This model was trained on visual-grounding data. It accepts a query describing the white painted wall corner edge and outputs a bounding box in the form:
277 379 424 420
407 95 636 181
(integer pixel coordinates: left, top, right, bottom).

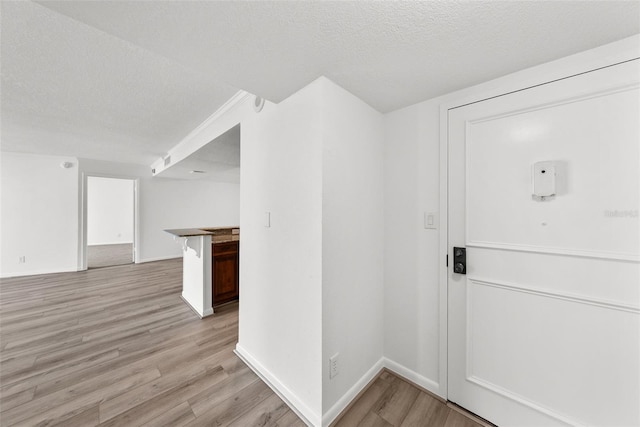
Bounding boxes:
234 344 321 427
383 357 441 398
324 359 441 426
179 295 213 319
322 358 385 426
233 346 442 427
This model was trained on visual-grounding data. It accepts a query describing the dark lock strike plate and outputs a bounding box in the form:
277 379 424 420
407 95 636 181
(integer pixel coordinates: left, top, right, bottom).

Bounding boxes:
453 247 466 274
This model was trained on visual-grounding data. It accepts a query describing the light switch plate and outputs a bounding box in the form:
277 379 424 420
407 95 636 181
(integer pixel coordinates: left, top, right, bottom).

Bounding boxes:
264 211 271 228
424 212 438 229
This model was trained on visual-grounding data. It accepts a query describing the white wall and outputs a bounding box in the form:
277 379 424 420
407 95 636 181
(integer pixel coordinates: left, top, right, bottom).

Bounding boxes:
238 79 324 425
79 158 240 264
137 178 239 262
87 176 134 245
383 98 442 393
0 154 240 277
1 152 79 277
237 77 386 426
321 79 385 421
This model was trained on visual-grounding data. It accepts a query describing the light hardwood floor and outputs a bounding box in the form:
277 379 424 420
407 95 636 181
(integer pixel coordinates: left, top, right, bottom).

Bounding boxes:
1 259 487 427
87 244 133 269
332 372 490 427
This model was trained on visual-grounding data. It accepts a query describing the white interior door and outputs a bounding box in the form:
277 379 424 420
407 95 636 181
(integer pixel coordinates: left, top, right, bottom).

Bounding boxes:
448 60 640 426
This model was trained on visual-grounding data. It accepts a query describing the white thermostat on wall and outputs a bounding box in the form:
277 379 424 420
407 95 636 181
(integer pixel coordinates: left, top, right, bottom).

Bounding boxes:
532 161 556 200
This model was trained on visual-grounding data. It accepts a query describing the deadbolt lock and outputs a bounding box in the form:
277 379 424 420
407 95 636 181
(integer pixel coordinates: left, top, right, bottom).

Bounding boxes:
453 247 466 274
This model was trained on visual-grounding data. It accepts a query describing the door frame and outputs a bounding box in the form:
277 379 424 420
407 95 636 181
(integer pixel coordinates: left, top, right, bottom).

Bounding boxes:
436 36 640 400
79 173 140 271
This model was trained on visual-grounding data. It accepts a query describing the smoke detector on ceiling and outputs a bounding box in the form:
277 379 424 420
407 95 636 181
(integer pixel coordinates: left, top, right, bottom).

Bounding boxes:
253 96 265 112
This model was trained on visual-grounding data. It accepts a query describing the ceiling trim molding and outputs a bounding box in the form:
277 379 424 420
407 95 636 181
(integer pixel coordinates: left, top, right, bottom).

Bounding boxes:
178 90 251 145
151 90 252 175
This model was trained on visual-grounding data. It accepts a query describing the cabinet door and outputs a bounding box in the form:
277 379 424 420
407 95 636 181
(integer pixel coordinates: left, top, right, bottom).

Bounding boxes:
212 246 239 306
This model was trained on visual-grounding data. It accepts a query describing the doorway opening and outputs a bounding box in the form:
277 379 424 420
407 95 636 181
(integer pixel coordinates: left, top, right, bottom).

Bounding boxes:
86 176 136 269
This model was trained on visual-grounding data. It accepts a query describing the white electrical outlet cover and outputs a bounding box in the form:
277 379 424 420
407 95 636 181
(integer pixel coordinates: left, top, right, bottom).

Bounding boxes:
329 353 339 379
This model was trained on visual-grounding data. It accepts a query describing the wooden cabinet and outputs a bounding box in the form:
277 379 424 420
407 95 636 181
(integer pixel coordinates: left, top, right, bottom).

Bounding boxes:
212 240 239 307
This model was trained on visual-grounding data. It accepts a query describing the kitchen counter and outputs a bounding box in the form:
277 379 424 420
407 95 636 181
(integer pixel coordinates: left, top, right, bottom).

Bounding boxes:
208 227 240 244
212 234 240 244
165 227 240 243
165 226 238 236
164 226 239 317
164 228 216 237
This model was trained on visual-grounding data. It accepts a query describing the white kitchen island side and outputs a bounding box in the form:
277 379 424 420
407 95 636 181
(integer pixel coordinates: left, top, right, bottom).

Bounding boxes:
165 229 213 317
165 227 239 318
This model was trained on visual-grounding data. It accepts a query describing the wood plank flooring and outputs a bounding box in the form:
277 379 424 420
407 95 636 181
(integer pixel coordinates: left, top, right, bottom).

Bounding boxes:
87 244 133 269
332 371 490 427
0 259 302 427
1 259 488 427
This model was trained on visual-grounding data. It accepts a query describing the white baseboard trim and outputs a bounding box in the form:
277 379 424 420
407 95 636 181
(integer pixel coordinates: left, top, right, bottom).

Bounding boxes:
1 256 180 277
229 349 443 427
88 241 133 246
180 295 213 318
234 344 320 427
1 266 77 278
383 357 442 398
322 357 385 426
136 255 181 264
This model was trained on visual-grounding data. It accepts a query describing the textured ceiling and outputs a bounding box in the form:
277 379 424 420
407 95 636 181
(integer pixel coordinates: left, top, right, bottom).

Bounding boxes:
1 1 639 166
0 1 238 165
35 0 640 112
